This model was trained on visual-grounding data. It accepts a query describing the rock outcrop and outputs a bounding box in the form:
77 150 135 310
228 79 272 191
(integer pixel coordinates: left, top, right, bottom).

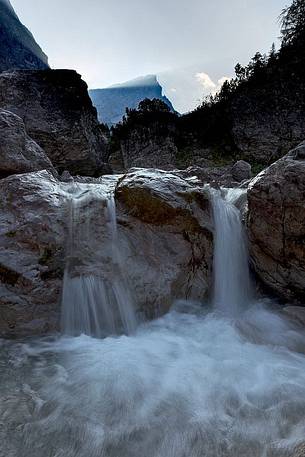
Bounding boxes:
115 169 213 317
0 70 109 176
120 128 178 171
0 169 213 337
0 171 67 337
0 0 49 71
230 75 305 165
231 160 252 182
0 109 54 177
90 75 176 125
247 144 305 302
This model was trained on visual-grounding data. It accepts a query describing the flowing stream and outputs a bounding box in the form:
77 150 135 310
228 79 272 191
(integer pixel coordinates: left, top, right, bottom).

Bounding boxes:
211 188 252 315
61 186 137 337
1 187 305 457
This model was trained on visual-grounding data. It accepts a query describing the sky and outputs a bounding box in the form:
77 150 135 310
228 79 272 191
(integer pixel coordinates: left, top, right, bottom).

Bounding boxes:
12 0 288 113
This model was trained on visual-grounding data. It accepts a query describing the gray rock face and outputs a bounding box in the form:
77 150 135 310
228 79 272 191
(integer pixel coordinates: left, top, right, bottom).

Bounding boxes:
231 160 252 182
120 131 178 170
176 164 251 188
0 169 213 337
290 141 305 161
0 109 54 177
0 171 67 337
0 70 109 176
0 0 49 71
247 145 305 302
114 169 213 318
90 75 176 125
231 80 305 165
284 306 305 327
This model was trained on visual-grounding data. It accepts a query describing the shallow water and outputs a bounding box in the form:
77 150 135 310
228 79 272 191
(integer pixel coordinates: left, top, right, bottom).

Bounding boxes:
1 302 305 457
2 187 305 456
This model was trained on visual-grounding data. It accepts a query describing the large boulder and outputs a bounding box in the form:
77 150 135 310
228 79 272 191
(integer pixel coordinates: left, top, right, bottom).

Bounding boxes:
115 169 213 317
0 109 54 178
247 145 305 302
0 70 109 176
0 168 213 337
0 171 67 337
231 160 252 182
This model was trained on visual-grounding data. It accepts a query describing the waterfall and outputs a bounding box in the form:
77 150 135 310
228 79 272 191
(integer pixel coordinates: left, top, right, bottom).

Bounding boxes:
4 187 305 457
211 187 252 316
61 184 137 337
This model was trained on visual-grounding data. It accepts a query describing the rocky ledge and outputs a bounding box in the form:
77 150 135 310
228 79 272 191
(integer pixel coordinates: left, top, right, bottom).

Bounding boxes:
0 168 213 337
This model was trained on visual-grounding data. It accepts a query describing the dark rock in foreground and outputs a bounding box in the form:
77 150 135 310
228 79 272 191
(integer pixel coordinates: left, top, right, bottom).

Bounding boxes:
0 70 109 176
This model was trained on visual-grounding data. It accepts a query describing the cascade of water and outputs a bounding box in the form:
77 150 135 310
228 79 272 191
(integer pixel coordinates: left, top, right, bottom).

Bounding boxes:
61 185 137 337
106 195 138 333
211 187 252 316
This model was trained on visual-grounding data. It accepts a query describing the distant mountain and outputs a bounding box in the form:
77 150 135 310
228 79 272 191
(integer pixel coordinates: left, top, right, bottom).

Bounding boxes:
0 0 49 71
89 75 176 126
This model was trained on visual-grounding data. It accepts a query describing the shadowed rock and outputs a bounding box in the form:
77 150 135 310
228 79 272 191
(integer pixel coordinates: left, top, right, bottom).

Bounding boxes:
0 70 109 176
247 143 305 302
0 109 54 178
231 160 252 182
0 0 49 71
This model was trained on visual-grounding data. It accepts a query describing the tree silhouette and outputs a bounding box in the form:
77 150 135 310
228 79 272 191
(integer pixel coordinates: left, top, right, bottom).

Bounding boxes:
280 0 305 46
138 98 171 113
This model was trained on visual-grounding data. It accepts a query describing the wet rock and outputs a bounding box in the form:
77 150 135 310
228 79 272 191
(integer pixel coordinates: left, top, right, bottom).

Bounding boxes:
0 109 54 178
60 170 74 182
0 170 68 337
231 160 252 182
0 70 109 176
290 141 305 161
172 164 253 188
284 306 305 327
247 144 305 302
290 443 305 457
0 168 214 337
115 168 213 317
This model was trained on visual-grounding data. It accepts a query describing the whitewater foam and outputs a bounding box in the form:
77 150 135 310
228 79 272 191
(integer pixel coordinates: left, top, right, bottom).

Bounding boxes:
1 186 305 456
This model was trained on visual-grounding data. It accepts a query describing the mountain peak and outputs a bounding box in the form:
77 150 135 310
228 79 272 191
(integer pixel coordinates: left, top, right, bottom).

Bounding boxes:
109 75 159 89
90 74 176 125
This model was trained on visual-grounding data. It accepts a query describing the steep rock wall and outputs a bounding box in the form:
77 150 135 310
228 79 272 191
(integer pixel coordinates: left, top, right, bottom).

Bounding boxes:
0 70 109 176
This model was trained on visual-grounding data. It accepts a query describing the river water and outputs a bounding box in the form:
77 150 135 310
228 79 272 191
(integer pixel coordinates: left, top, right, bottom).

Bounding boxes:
1 188 305 457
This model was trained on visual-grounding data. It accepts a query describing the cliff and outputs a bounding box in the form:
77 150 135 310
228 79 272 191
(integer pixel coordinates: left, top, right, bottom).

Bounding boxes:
0 0 49 71
0 70 109 176
90 75 176 125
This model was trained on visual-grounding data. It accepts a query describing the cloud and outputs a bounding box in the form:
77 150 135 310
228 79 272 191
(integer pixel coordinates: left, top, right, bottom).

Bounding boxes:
159 67 233 114
217 76 231 87
195 72 231 96
195 72 217 92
